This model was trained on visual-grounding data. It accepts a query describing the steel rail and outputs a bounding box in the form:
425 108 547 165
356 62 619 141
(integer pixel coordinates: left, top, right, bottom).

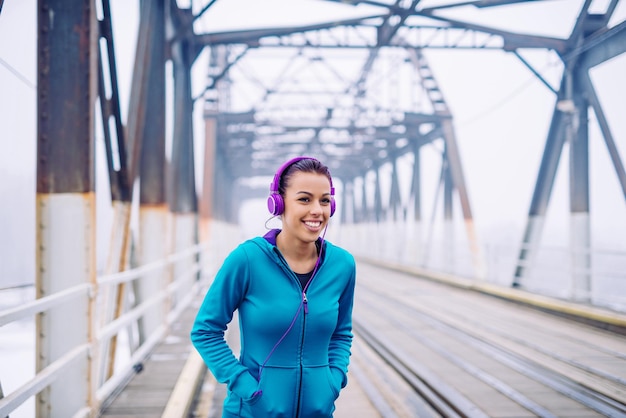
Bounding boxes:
357 290 557 417
95 323 169 406
0 344 90 417
0 283 92 326
353 320 483 418
0 243 209 417
96 264 204 406
97 264 200 342
357 280 626 417
343 358 400 417
97 242 206 286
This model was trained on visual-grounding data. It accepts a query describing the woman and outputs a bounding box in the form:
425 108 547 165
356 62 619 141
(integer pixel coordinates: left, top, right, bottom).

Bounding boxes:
191 156 357 418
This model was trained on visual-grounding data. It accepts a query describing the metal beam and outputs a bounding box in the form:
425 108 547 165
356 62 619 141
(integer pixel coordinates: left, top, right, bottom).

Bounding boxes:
389 157 402 221
582 73 626 201
102 0 162 382
513 75 568 285
137 0 167 346
98 0 130 202
418 11 567 52
569 65 591 301
574 20 626 69
36 0 97 415
194 14 385 46
170 38 198 214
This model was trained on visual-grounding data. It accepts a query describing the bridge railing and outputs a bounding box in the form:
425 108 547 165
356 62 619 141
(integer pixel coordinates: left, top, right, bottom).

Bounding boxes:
94 243 207 408
0 221 240 418
336 222 626 313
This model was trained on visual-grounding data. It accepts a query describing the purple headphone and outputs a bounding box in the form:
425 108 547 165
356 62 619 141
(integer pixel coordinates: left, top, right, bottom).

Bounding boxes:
267 156 336 217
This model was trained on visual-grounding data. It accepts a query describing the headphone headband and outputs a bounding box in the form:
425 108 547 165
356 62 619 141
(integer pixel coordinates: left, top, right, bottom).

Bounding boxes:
267 156 336 216
269 157 308 194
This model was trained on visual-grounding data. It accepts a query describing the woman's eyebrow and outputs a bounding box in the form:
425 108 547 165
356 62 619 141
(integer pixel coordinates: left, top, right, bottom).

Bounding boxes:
295 191 330 196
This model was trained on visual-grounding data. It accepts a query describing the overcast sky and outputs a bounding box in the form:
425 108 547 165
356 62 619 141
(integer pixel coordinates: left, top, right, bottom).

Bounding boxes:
1 0 625 285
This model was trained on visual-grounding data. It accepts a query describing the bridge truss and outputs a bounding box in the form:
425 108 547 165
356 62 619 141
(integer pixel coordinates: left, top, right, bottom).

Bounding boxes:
10 0 625 416
182 0 626 291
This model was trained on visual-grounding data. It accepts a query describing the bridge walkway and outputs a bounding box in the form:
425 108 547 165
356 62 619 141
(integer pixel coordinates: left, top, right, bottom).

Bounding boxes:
99 261 626 418
98 281 379 418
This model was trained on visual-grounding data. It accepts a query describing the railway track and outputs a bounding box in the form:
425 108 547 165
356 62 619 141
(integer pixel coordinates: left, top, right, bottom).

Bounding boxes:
190 263 626 417
349 263 626 417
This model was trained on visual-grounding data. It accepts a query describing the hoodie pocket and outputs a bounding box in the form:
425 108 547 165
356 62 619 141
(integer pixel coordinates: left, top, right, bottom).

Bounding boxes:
298 365 339 417
241 366 298 417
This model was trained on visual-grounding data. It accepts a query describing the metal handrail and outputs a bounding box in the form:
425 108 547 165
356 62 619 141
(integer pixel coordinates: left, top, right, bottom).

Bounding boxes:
0 241 209 417
95 266 204 407
340 221 626 310
97 242 204 286
0 344 90 417
97 263 200 342
94 324 167 406
0 283 92 327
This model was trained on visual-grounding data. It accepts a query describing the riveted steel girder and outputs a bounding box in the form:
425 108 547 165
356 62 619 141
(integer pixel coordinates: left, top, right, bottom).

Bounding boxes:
36 1 97 416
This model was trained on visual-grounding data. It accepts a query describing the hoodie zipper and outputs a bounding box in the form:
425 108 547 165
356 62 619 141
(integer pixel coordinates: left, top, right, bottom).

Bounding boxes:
273 245 323 418
296 289 307 418
272 250 307 417
297 265 321 417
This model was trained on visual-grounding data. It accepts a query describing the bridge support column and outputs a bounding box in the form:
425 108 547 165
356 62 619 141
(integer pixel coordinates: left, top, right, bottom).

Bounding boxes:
169 34 198 307
440 120 484 278
389 158 403 263
513 96 566 287
135 0 167 343
513 68 593 301
443 150 454 271
36 0 97 415
408 147 423 267
568 68 591 302
373 166 384 259
198 111 218 274
97 0 164 384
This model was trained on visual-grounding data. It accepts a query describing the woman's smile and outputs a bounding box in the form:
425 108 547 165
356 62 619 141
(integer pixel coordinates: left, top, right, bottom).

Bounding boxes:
303 220 323 231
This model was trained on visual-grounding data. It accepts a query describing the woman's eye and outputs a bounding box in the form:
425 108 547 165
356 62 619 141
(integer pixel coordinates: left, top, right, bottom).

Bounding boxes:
321 198 331 204
298 197 310 202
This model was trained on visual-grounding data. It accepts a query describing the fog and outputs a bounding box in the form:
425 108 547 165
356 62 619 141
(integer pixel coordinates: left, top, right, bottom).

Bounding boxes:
1 0 625 289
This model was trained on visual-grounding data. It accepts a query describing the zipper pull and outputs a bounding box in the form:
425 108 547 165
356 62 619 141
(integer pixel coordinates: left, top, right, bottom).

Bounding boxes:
303 293 308 314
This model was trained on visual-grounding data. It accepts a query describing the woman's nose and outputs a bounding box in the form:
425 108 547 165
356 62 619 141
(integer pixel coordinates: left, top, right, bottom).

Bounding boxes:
310 201 323 214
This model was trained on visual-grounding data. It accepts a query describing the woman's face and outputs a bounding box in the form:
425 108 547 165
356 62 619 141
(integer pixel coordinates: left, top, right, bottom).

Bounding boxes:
281 171 333 244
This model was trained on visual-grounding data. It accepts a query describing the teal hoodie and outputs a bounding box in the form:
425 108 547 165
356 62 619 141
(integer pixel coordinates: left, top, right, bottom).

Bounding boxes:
191 229 356 418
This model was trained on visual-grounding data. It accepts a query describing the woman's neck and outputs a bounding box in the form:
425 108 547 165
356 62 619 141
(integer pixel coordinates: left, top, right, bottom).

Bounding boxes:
276 232 318 273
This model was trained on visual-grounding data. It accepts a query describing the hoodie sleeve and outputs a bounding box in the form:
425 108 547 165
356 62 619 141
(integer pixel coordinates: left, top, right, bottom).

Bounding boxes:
328 255 356 389
190 245 259 400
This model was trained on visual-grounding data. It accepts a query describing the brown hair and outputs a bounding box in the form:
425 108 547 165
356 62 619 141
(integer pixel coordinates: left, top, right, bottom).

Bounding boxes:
278 158 333 196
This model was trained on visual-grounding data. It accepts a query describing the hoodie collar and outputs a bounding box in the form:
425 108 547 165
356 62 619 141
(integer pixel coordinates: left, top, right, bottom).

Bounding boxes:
263 228 281 245
263 228 323 253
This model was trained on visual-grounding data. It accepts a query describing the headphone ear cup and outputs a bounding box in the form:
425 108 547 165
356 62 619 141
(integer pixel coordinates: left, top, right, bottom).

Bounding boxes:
330 198 336 217
267 193 284 216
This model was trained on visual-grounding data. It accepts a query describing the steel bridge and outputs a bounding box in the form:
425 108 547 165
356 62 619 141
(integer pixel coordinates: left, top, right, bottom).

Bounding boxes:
1 0 626 416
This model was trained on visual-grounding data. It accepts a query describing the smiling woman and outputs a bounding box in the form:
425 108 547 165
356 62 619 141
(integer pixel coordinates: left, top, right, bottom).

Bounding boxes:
191 156 357 418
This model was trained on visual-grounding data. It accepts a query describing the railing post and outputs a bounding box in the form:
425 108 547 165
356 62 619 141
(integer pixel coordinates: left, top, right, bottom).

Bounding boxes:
37 0 97 416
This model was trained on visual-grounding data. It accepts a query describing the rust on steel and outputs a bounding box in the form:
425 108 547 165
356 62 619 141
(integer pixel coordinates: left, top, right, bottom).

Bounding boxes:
139 0 166 206
169 37 198 215
37 0 95 194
